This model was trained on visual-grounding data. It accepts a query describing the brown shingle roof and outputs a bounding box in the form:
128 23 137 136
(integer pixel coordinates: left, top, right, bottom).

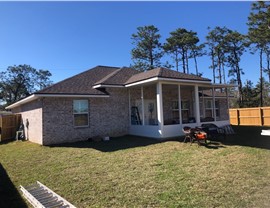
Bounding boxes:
94 67 140 86
36 65 120 95
36 66 211 95
125 67 211 85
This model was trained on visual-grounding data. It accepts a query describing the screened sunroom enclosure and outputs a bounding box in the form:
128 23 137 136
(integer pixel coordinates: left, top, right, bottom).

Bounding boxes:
128 82 230 139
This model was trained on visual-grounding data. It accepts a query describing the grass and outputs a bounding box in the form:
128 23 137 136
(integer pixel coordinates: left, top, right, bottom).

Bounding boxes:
0 126 269 207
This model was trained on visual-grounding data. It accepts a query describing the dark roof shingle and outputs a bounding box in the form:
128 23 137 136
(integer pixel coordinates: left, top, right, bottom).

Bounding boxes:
94 67 140 86
37 65 120 95
125 67 211 85
36 66 211 95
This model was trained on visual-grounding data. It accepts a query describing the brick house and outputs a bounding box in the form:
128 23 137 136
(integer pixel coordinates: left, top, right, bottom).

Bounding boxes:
6 66 232 145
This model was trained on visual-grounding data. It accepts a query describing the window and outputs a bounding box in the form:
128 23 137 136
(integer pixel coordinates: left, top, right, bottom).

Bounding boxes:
205 100 213 118
215 100 220 118
73 100 89 127
181 100 190 123
204 99 220 118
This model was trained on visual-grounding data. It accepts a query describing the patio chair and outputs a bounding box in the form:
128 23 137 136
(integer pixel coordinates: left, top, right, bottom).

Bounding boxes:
182 126 194 143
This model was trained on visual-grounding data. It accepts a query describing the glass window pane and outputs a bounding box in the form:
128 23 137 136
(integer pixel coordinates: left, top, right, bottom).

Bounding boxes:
73 100 88 113
205 100 212 109
74 114 88 126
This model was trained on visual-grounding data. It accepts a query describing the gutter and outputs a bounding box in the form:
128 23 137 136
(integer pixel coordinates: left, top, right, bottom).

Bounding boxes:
5 93 110 110
125 77 211 87
92 84 125 89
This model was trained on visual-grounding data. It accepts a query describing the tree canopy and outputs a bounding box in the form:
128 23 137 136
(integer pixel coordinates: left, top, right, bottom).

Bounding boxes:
247 1 270 106
131 25 163 71
0 64 52 107
163 28 201 73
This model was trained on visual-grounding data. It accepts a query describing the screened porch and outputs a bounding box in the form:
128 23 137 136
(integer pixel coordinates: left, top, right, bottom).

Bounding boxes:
128 82 230 139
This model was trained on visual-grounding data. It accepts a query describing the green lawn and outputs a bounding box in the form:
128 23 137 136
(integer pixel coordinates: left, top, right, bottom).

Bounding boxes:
0 126 269 208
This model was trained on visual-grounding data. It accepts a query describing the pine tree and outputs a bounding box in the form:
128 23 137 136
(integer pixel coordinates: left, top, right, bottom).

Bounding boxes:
247 1 270 107
163 28 200 73
131 25 163 71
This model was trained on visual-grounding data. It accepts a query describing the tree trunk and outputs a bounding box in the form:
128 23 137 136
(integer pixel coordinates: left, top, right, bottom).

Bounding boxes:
176 52 179 72
150 50 154 70
194 54 198 75
236 64 243 107
182 48 186 73
217 55 222 84
211 49 216 83
232 48 243 107
222 62 226 84
185 51 189 74
260 49 263 107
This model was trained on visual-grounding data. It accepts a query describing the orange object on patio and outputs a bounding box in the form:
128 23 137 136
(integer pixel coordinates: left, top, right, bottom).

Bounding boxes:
196 132 207 140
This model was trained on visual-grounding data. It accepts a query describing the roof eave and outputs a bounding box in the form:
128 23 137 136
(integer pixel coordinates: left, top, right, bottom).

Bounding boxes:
125 77 211 87
5 93 110 110
35 93 110 98
211 83 237 88
92 84 125 89
5 94 38 110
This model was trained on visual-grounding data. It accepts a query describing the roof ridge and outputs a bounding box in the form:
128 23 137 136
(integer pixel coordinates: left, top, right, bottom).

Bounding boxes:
94 67 122 85
96 65 120 69
36 65 119 94
157 67 164 77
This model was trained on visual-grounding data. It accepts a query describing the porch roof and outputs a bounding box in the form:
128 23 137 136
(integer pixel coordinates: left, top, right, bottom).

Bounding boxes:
6 65 228 110
125 67 211 87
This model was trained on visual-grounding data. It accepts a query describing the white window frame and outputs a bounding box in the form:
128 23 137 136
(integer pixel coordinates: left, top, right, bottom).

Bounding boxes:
73 100 89 127
204 99 220 119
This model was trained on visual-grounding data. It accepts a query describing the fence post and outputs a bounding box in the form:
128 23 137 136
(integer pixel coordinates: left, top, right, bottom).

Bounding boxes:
237 109 240 125
259 108 263 126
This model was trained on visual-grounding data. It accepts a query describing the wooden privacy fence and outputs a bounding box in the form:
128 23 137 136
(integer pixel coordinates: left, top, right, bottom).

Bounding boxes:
0 114 21 142
229 107 270 126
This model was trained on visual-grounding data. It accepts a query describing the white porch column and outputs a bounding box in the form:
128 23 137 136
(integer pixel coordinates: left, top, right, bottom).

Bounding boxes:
194 85 200 126
141 86 145 125
156 82 164 137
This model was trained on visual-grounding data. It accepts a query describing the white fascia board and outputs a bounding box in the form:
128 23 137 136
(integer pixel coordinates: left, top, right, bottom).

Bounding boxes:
5 94 38 110
37 94 110 98
125 77 210 87
5 93 110 109
92 84 124 89
158 78 211 85
125 77 159 87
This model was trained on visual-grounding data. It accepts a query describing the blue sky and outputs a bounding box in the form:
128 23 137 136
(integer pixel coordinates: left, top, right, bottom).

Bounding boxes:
0 1 260 85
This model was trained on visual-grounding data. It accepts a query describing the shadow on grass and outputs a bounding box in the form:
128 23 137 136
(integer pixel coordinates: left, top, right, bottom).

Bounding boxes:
204 141 226 149
220 126 270 150
50 135 162 152
0 139 15 145
50 126 270 151
178 125 270 150
0 163 28 208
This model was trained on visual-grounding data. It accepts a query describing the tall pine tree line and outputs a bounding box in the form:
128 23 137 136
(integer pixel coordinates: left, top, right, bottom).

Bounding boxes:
130 1 270 108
